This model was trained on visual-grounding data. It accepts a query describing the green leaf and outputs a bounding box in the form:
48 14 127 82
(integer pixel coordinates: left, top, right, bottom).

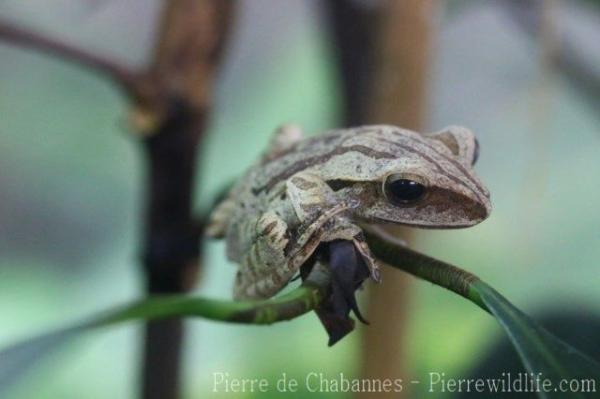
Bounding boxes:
0 265 329 395
365 231 600 399
472 281 600 399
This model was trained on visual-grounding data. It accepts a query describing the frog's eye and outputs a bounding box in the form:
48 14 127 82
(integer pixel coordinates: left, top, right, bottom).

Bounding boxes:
383 175 426 205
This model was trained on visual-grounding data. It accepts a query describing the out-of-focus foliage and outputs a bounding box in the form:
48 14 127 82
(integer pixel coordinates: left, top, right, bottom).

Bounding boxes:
0 0 599 398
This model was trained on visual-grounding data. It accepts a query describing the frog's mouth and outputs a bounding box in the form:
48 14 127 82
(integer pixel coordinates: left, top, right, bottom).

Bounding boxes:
300 240 371 346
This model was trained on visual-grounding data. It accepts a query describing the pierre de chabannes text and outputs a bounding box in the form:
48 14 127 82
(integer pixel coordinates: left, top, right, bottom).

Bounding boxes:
212 372 596 394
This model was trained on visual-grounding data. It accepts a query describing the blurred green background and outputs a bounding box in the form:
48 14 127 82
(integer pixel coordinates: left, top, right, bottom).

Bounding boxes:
0 1 599 398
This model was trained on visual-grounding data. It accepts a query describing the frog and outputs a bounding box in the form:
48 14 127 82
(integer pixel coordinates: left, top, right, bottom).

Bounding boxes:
207 124 491 341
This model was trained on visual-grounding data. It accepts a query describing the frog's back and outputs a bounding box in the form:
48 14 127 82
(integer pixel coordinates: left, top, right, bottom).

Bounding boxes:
206 127 347 234
250 125 433 193
206 125 404 241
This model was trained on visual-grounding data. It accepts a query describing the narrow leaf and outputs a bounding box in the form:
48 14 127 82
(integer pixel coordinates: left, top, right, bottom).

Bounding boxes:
472 281 600 399
0 264 329 395
366 231 600 398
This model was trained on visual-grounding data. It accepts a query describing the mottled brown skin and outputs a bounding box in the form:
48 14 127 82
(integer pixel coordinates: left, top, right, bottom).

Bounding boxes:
207 124 491 300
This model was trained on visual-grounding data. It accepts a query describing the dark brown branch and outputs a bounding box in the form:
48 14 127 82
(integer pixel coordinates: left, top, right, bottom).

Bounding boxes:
323 0 382 125
0 17 142 99
139 103 203 399
137 2 235 399
0 4 235 398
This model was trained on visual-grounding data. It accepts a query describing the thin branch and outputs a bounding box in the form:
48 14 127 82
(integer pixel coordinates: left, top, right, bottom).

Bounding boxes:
323 0 381 125
0 6 235 399
98 261 330 327
365 230 488 312
0 17 142 99
136 2 235 398
0 234 490 376
135 0 235 125
0 263 330 396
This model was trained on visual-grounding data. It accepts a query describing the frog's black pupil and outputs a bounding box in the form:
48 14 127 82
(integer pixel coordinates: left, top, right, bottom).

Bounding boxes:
386 178 425 203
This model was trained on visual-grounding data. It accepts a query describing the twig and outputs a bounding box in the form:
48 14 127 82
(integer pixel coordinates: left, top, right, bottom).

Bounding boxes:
98 261 330 327
0 17 142 99
0 263 330 396
0 230 489 395
364 231 488 312
323 0 381 125
0 3 235 398
137 2 235 399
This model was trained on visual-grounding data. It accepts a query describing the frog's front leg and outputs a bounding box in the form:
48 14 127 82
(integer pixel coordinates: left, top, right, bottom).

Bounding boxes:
286 172 380 281
286 172 381 342
233 173 343 300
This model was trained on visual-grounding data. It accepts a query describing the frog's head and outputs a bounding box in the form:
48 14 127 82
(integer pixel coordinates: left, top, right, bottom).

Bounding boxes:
329 125 491 228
